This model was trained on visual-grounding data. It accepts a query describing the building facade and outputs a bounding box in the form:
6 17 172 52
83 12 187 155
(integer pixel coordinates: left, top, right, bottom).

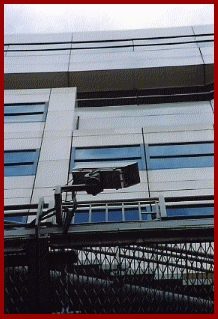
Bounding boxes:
4 24 214 314
4 25 214 224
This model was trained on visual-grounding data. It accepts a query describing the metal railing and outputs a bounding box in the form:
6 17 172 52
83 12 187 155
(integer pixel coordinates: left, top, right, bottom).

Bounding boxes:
4 195 214 314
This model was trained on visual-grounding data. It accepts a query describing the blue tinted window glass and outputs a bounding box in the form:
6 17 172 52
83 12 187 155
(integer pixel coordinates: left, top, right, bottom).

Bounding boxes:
4 150 38 163
125 208 139 221
4 164 36 176
75 146 141 160
4 103 47 123
74 159 143 170
71 145 145 170
167 206 214 217
141 214 152 220
4 150 39 177
4 104 46 114
74 211 89 223
91 209 105 222
149 143 214 157
108 209 122 222
4 114 45 123
4 216 27 223
150 156 214 170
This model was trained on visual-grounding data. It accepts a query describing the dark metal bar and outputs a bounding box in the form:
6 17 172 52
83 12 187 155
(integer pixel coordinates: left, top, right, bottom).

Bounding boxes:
28 238 51 314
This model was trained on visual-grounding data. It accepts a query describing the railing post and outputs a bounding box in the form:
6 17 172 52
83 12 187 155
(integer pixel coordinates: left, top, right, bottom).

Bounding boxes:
159 196 167 218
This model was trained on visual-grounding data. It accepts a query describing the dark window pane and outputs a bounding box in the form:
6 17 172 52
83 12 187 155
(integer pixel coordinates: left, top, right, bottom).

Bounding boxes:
74 211 89 223
4 103 47 123
74 159 143 170
4 150 39 177
150 156 214 170
141 214 152 220
167 206 214 217
108 209 122 222
4 164 36 176
91 209 105 222
4 150 38 163
75 145 141 160
149 143 214 157
125 208 139 221
4 216 27 223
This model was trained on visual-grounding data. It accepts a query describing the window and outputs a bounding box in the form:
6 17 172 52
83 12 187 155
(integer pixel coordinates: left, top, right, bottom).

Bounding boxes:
145 142 214 170
4 149 40 176
167 205 214 217
70 145 146 171
4 102 48 123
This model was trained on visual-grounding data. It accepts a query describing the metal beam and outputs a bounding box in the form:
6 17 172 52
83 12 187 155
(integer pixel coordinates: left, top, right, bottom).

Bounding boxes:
4 218 214 249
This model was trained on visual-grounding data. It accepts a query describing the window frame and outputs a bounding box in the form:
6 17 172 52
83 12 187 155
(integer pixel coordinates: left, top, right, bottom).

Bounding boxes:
4 149 40 176
70 144 146 171
145 141 214 170
4 102 48 123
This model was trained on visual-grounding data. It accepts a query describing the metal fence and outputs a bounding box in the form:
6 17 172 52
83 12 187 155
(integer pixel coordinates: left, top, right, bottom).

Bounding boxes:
4 196 214 314
4 241 214 314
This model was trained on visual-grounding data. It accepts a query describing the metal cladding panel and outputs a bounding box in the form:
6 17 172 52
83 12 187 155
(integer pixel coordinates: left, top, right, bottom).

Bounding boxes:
4 138 41 150
192 24 214 35
34 160 69 188
76 191 150 202
4 93 50 104
39 137 72 161
72 133 143 147
72 26 194 42
149 180 214 192
148 167 214 183
4 32 73 44
44 111 75 131
6 50 71 56
4 176 35 189
150 188 214 198
4 62 69 74
4 55 69 65
4 188 33 199
4 122 45 133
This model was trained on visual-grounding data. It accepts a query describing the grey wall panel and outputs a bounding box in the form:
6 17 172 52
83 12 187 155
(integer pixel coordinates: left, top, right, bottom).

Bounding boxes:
4 197 31 205
150 188 214 198
77 113 213 130
6 50 71 57
4 122 45 134
4 176 35 190
5 54 70 65
4 92 50 104
8 43 71 51
34 160 70 188
149 180 214 192
4 188 33 199
4 32 73 44
4 138 41 150
4 131 43 139
72 40 133 48
143 129 214 144
134 43 198 51
76 191 150 203
4 62 69 74
73 26 194 42
192 25 214 35
72 132 143 147
148 167 214 183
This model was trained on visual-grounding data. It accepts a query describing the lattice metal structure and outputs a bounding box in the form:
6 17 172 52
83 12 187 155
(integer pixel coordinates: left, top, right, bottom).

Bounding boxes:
5 241 214 314
4 196 214 314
